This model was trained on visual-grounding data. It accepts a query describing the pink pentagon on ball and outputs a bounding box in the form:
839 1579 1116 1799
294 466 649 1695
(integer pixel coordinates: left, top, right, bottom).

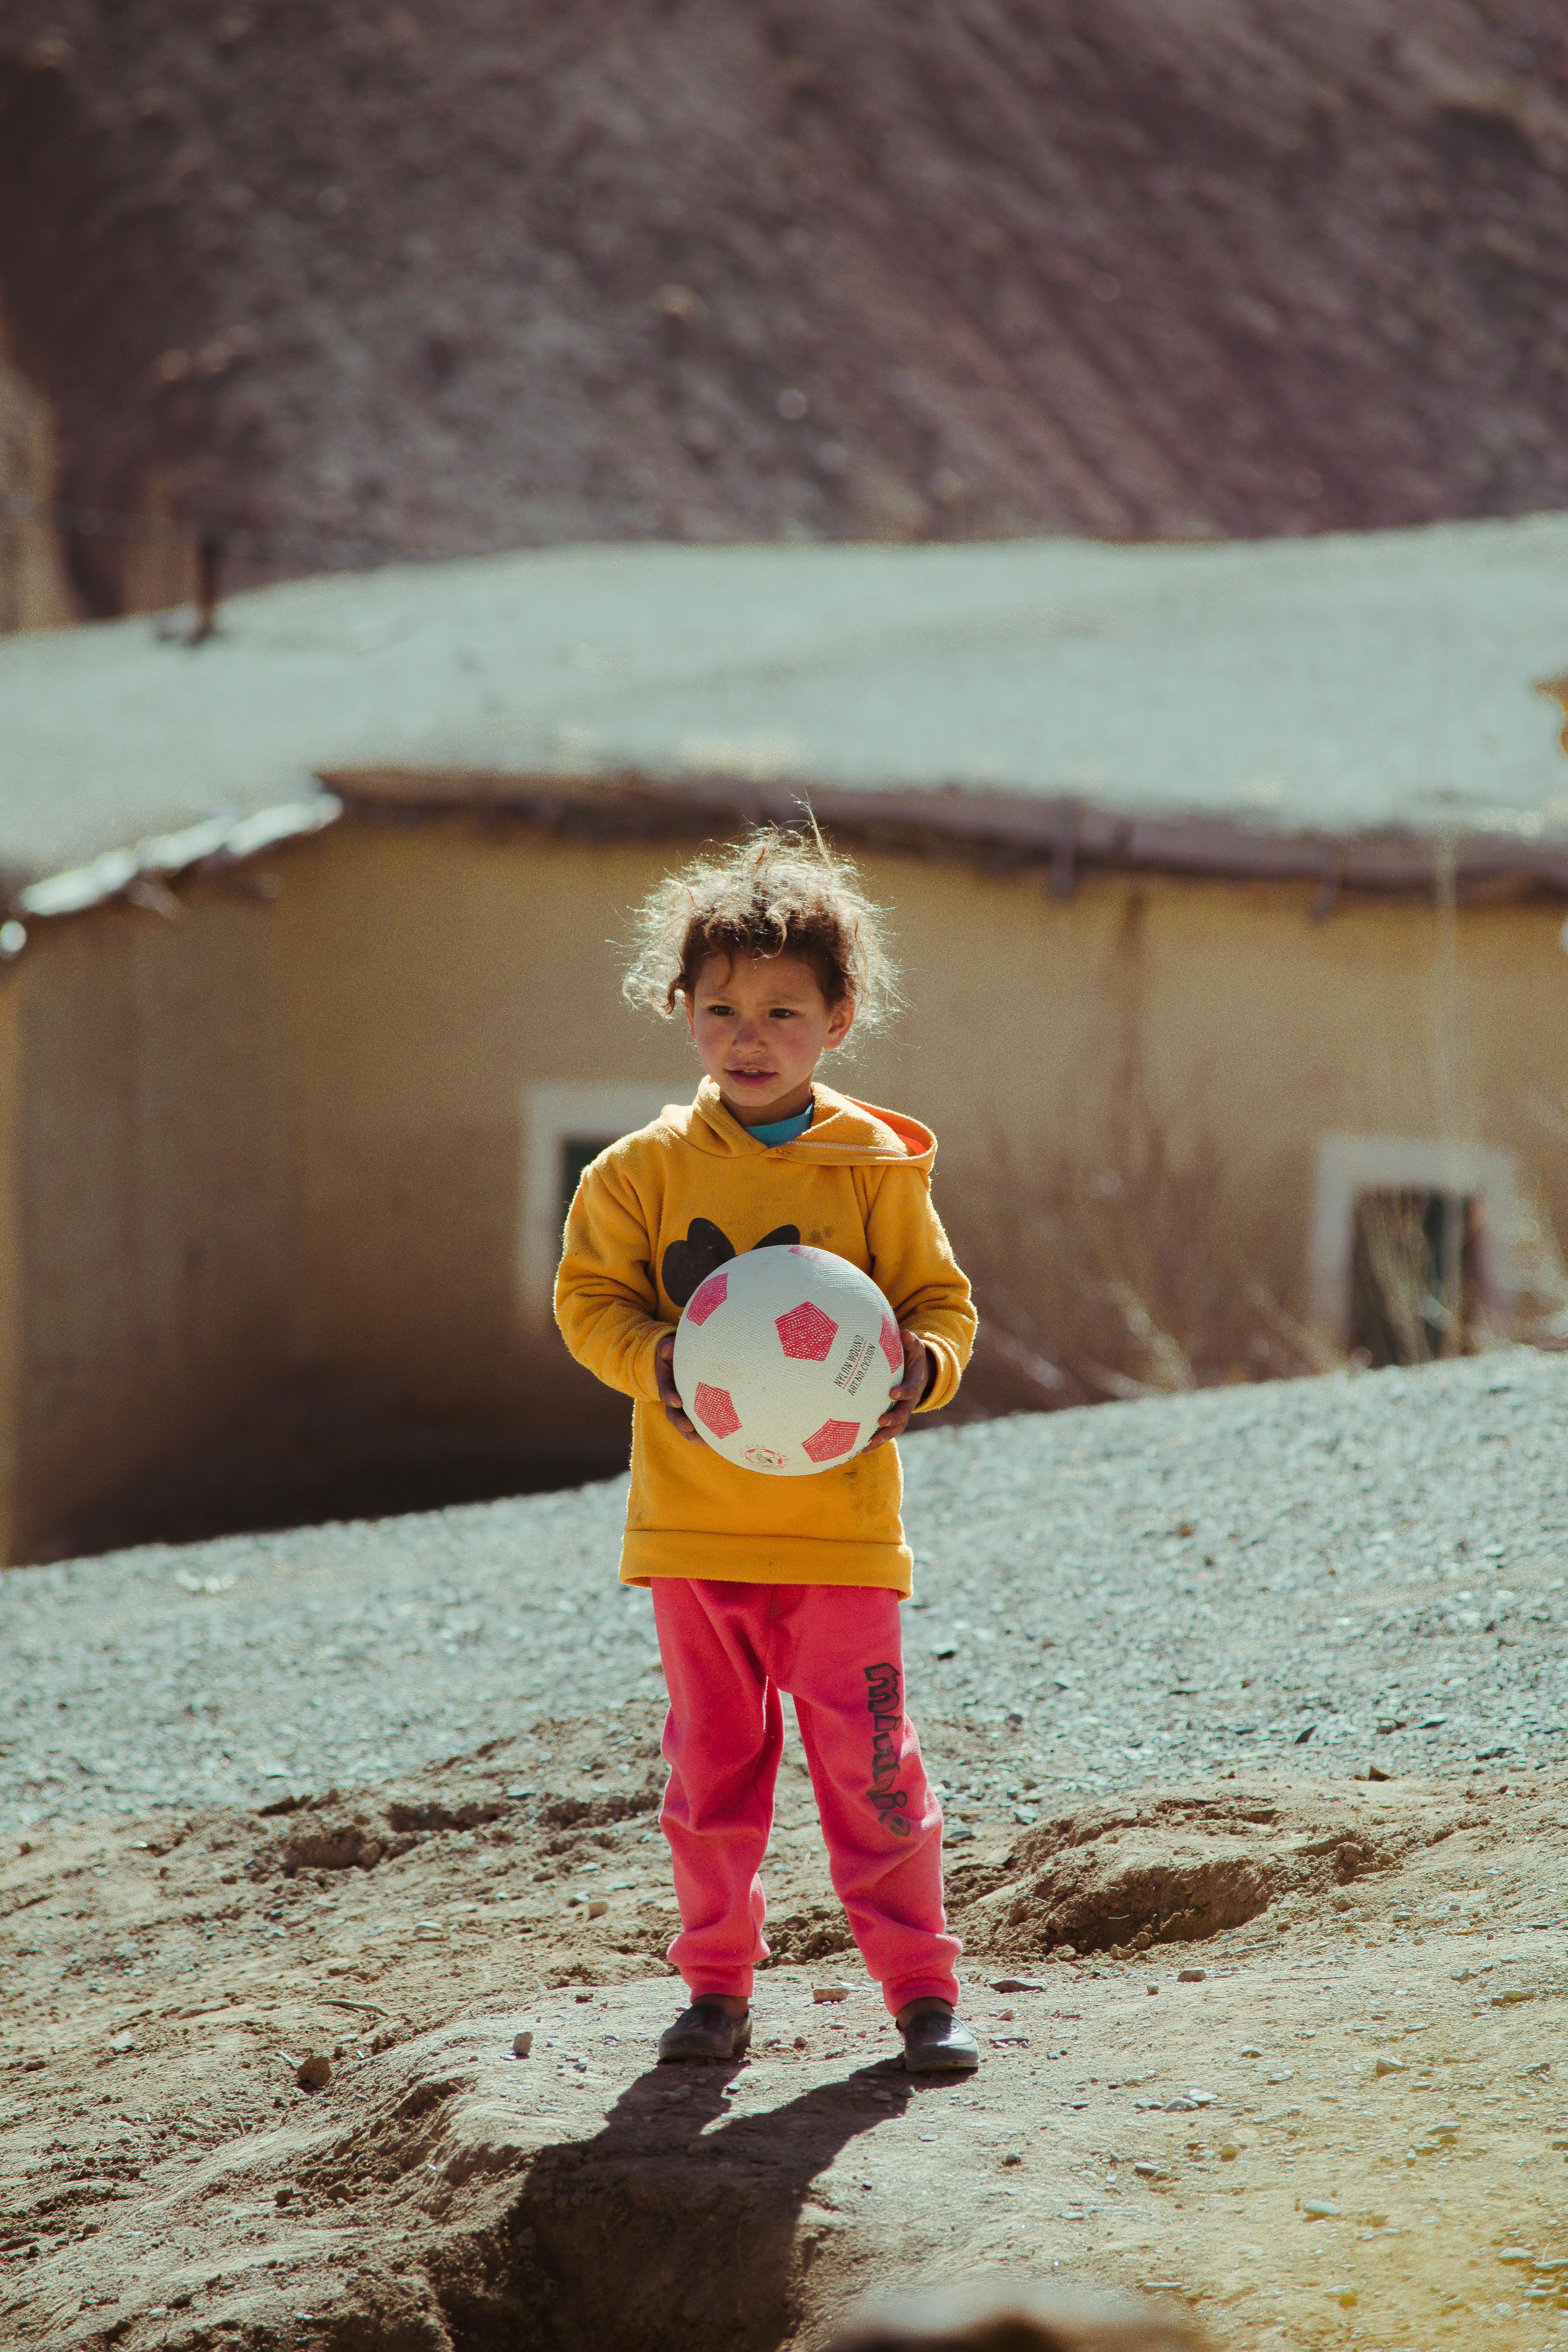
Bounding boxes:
775 1299 838 1360
694 1381 740 1438
686 1270 728 1326
879 1314 903 1375
802 1417 860 1463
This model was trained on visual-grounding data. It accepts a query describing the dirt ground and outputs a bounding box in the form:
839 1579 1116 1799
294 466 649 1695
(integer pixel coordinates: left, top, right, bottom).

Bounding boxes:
4 1700 1567 2352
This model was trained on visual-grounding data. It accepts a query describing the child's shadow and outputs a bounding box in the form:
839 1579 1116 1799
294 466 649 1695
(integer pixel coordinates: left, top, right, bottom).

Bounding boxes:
504 2056 946 2352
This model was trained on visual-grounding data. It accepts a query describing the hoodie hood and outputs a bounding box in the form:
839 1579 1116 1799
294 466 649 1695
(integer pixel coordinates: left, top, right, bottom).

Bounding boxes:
661 1079 936 1170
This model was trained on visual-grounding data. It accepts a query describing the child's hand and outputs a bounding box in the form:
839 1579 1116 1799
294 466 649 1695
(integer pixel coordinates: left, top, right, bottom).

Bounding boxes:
654 1331 702 1443
864 1330 930 1453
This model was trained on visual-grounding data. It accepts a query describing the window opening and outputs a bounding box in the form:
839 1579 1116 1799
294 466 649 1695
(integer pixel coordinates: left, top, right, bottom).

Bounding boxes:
560 1136 616 1222
1348 1187 1481 1366
520 1081 673 1305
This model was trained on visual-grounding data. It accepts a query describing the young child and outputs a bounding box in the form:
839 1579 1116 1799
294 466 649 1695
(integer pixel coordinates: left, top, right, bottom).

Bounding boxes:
554 828 979 2072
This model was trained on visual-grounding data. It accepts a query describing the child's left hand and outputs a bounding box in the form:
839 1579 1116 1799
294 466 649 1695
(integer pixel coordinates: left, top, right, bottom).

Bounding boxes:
864 1330 931 1453
653 1329 702 1442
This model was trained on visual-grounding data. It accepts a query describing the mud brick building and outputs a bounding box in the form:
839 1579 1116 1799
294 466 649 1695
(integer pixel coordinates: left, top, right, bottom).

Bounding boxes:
1 518 1566 1561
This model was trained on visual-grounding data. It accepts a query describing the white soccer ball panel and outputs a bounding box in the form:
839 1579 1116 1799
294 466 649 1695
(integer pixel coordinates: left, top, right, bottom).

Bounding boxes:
672 1244 902 1476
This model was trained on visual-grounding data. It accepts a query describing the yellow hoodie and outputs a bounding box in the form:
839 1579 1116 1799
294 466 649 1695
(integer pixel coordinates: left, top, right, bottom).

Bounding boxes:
554 1078 975 1595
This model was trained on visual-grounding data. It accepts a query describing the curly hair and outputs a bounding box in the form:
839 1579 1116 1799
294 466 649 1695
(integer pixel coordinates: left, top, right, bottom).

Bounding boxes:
621 822 896 1034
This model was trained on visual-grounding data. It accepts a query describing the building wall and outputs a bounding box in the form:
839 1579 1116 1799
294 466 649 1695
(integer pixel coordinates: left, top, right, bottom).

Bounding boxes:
9 887 296 1558
276 817 1568 1424
0 301 202 637
278 824 697 1436
10 811 1568 1557
869 854 1568 1272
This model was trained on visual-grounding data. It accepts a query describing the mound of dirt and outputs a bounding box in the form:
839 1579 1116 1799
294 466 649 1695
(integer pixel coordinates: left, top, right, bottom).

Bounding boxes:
4 1 1568 615
959 1784 1475 1958
8 1737 1568 2352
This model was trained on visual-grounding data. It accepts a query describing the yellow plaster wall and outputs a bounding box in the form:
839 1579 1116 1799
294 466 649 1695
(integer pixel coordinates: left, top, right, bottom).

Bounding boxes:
852 858 1568 1289
276 819 1568 1426
278 825 697 1430
11 889 297 1557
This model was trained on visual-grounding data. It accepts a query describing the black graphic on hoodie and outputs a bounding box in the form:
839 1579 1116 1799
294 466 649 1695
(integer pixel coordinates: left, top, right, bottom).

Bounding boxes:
661 1220 800 1308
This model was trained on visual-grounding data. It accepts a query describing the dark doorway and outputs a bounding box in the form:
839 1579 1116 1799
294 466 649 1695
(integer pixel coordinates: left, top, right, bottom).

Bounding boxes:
1349 1186 1481 1367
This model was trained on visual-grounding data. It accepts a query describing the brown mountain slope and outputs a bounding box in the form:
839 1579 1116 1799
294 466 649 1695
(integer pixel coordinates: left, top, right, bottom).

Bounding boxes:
2 0 1568 613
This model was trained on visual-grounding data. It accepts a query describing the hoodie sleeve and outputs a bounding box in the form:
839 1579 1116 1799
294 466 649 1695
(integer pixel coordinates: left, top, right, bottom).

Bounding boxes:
861 1167 976 1412
554 1149 668 1406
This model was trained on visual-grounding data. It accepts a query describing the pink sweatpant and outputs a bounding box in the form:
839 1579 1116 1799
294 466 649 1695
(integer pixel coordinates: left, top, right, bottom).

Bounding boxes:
650 1578 961 2017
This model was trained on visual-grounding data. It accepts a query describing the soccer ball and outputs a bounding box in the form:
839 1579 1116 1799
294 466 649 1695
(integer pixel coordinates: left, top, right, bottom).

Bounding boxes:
672 1244 904 1476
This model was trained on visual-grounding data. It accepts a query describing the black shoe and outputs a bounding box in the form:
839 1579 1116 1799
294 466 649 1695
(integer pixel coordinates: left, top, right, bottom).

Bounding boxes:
657 2000 753 2063
897 2000 980 2074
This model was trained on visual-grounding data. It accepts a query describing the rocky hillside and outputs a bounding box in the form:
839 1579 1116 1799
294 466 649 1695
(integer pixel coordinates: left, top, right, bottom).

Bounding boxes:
3 0 1568 612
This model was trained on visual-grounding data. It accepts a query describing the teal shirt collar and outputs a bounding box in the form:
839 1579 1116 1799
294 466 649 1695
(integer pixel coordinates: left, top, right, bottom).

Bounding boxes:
746 1102 816 1147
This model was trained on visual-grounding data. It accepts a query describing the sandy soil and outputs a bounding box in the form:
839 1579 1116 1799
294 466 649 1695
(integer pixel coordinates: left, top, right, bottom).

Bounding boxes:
4 1700 1567 2352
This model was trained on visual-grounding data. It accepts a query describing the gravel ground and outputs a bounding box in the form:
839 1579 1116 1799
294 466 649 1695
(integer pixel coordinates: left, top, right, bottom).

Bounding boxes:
4 1348 1566 1840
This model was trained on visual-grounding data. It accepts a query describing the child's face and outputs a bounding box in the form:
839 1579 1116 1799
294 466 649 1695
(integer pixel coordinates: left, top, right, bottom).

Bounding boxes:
684 952 855 1125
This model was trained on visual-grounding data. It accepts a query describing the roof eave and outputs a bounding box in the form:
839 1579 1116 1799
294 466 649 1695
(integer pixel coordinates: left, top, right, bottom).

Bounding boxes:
323 768 1568 900
0 790 343 961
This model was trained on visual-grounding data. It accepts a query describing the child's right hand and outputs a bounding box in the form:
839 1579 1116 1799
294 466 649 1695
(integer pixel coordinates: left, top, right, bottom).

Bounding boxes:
654 1331 702 1442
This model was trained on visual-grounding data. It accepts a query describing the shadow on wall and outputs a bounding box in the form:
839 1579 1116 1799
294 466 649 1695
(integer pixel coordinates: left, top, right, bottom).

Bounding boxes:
34 1085 1568 1562
29 1372 630 1564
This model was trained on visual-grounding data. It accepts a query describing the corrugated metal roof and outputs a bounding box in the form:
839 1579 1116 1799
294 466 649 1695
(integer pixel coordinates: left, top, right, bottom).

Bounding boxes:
2 517 1566 901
